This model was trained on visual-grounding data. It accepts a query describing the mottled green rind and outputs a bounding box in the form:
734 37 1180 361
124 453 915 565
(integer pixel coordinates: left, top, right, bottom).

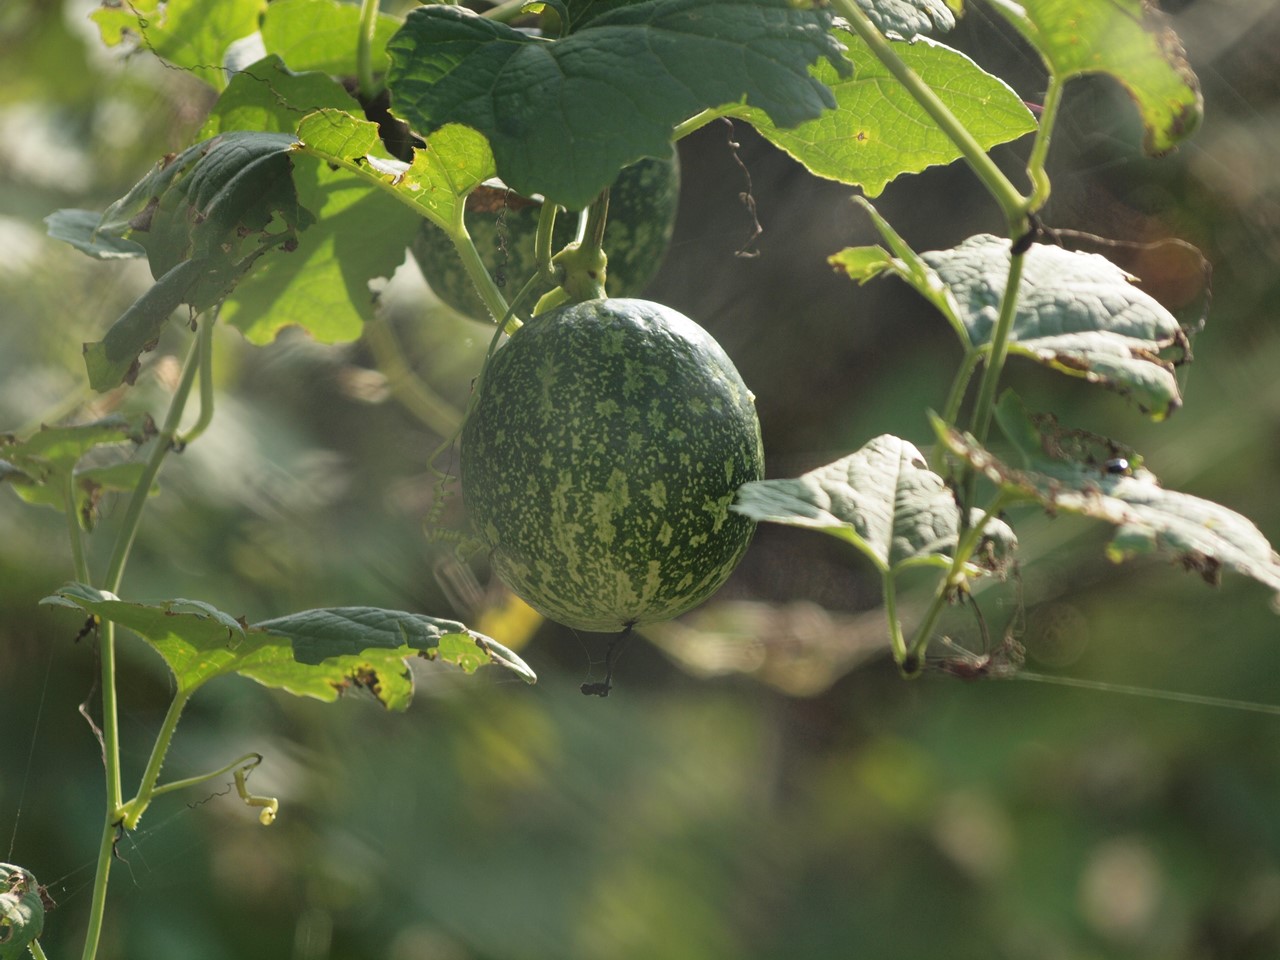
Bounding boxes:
461 298 763 632
411 153 680 322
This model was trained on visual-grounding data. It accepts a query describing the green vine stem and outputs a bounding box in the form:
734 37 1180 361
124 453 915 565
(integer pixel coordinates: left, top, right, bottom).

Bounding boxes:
80 328 206 960
64 473 89 585
178 309 217 447
938 349 983 431
967 250 1027 445
902 492 1012 673
30 939 50 960
446 216 519 332
1025 74 1066 213
671 106 733 141
117 689 193 831
363 313 464 436
883 572 908 665
356 0 381 102
833 0 1029 234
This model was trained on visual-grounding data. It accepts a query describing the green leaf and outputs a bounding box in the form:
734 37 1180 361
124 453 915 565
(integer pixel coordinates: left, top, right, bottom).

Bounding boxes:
918 234 1187 418
294 110 496 232
732 435 1014 575
195 65 420 345
91 0 267 90
43 209 146 260
984 0 1202 154
854 0 955 37
385 0 849 208
0 863 43 959
82 132 315 382
0 414 157 526
935 393 1280 603
260 0 403 77
41 583 536 710
735 31 1035 196
197 55 361 138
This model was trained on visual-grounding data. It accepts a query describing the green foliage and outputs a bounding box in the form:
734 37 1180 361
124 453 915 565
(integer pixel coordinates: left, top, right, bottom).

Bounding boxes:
385 0 850 208
986 0 1203 153
42 582 535 709
733 435 1015 575
937 393 1280 601
259 0 403 77
91 0 267 90
735 31 1036 196
0 415 157 528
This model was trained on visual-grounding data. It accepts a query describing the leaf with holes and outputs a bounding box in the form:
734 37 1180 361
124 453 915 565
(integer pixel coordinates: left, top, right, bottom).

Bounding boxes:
732 435 1014 576
934 393 1280 604
41 583 536 710
385 0 848 209
0 415 158 528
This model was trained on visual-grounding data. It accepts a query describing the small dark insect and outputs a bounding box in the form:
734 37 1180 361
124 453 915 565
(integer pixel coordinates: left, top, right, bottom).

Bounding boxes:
1104 457 1132 476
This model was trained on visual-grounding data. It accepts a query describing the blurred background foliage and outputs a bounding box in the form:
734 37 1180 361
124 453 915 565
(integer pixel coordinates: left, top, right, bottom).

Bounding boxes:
2 1 1280 958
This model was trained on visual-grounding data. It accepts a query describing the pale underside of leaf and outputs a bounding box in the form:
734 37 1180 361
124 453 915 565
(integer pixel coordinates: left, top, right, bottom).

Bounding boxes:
934 396 1280 604
853 0 955 38
732 434 1014 574
919 234 1186 417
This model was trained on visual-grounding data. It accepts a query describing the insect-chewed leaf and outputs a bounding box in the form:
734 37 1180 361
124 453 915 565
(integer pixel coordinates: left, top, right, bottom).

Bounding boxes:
984 0 1201 154
385 0 848 209
934 393 1280 604
732 435 1014 576
0 863 43 959
68 131 315 389
735 32 1035 197
41 584 536 711
0 415 158 528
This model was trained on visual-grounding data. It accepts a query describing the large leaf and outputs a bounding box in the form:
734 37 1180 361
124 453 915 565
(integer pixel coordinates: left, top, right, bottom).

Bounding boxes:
984 0 1202 154
260 0 404 77
41 583 536 710
385 0 849 208
91 0 267 90
197 64 420 344
935 393 1280 603
0 863 43 960
732 435 1014 575
833 220 1188 419
0 415 157 528
735 31 1035 197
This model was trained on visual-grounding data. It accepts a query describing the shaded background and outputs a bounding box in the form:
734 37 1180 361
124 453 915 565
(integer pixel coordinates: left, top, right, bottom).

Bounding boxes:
3 1 1280 957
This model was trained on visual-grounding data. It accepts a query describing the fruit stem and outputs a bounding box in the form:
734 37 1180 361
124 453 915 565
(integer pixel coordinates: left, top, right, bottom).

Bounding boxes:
534 199 560 284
